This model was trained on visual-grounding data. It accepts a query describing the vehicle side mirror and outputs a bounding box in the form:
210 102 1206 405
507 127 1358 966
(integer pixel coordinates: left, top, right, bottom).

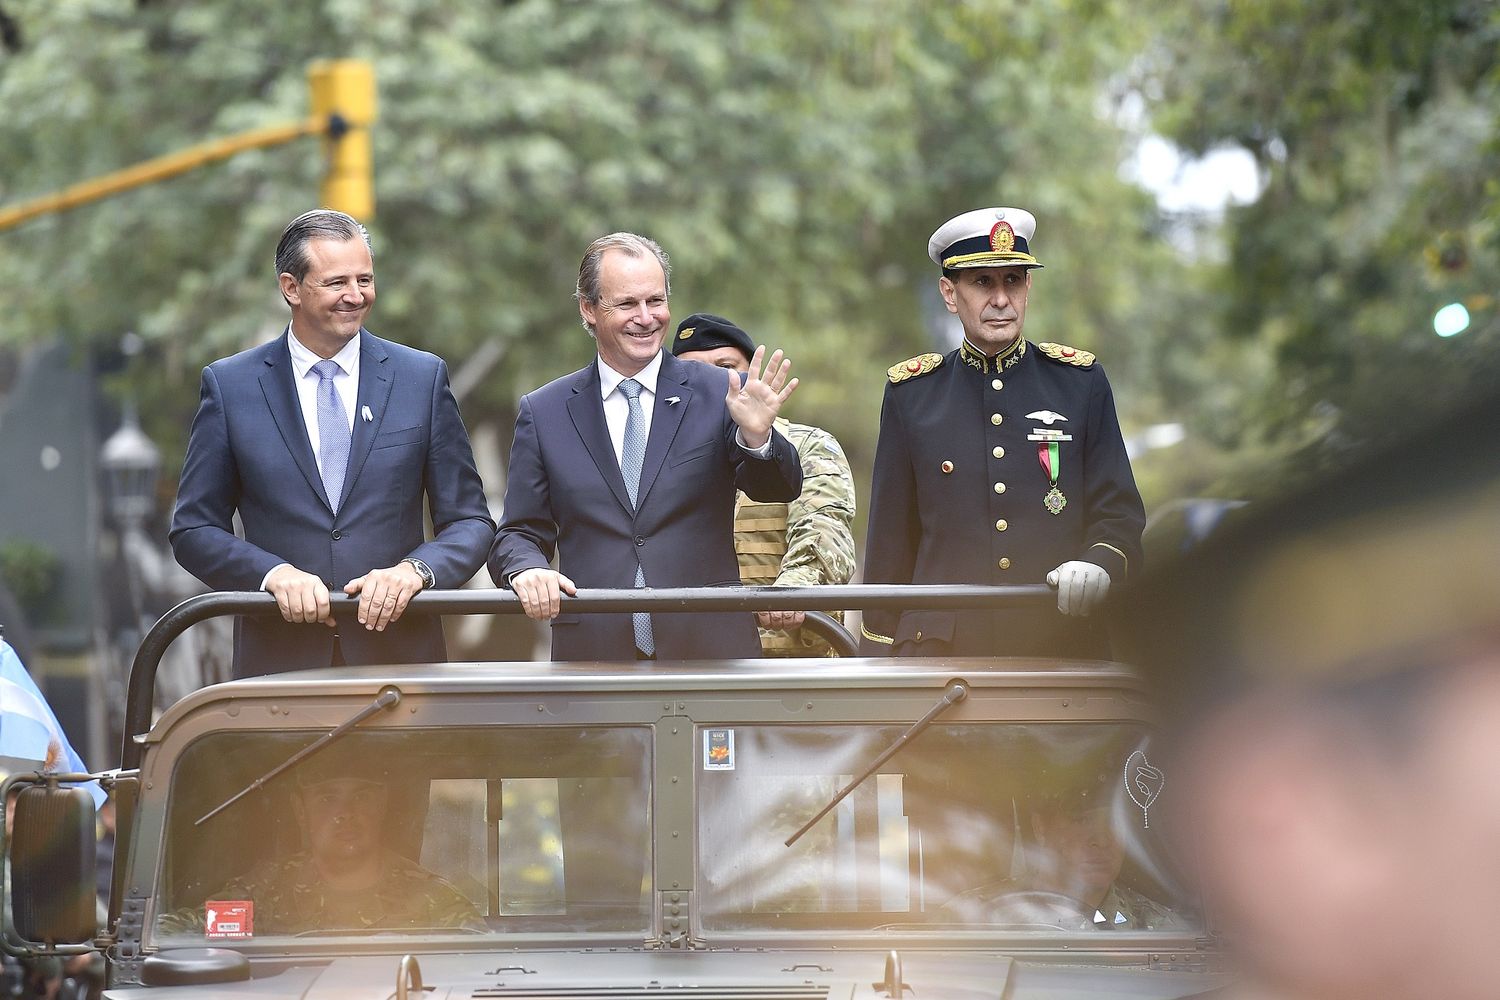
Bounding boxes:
11 782 97 944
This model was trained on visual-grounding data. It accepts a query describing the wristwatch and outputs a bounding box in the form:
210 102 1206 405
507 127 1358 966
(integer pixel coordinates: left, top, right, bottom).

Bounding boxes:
401 558 436 590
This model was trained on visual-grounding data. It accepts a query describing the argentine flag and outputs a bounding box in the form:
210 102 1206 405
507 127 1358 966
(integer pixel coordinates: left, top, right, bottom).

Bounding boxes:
0 639 104 809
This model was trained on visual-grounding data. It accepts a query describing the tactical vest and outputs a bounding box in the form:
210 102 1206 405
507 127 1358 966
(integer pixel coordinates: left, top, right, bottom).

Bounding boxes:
734 492 842 657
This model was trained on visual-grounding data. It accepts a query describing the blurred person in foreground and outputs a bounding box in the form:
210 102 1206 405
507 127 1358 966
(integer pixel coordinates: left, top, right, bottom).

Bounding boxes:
170 210 493 677
671 313 856 656
860 207 1144 657
1114 391 1500 1000
490 233 802 660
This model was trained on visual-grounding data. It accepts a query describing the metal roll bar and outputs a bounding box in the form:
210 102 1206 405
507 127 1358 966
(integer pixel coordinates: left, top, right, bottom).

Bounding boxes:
120 585 1053 768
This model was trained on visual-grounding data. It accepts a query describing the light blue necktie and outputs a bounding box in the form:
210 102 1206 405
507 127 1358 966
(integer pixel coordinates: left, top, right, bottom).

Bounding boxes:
617 379 655 656
312 360 351 514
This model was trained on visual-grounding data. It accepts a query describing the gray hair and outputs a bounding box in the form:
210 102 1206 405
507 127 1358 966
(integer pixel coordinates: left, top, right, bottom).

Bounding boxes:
575 232 671 315
274 209 374 283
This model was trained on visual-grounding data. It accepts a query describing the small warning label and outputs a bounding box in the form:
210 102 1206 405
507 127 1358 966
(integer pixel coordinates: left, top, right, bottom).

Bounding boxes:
205 900 254 939
704 728 735 771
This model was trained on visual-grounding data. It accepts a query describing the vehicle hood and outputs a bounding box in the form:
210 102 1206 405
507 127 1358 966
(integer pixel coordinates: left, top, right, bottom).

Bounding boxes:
110 947 1225 999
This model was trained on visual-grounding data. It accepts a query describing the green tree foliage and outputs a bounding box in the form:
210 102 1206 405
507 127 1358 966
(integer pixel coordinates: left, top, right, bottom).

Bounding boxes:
0 0 1202 510
1138 0 1500 481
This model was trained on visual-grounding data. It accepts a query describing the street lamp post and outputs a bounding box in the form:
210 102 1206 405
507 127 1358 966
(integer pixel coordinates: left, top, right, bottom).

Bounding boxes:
99 403 161 532
99 402 162 752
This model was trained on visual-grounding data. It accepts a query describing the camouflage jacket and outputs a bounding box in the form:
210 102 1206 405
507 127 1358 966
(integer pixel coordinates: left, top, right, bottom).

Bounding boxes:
735 418 857 656
157 850 483 936
940 876 1186 931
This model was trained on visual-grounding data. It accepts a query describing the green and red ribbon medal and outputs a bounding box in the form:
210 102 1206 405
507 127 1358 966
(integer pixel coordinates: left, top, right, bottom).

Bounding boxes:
1038 441 1067 515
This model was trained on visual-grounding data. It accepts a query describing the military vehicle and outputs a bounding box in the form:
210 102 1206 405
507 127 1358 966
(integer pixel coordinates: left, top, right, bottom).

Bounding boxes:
3 587 1224 998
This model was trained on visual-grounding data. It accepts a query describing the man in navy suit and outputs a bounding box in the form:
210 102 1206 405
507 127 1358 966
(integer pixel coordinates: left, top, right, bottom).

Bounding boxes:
170 210 494 677
490 232 802 660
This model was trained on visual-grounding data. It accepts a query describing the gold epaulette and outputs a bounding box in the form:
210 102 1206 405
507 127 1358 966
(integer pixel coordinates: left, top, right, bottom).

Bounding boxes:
1037 342 1096 368
888 352 944 384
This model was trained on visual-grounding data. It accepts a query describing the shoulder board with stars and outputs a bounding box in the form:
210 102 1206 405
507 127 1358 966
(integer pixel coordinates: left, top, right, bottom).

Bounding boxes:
1037 342 1096 368
888 352 945 384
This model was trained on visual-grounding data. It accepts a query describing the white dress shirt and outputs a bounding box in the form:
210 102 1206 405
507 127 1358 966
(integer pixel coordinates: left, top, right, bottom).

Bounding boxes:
597 353 771 464
286 326 360 466
597 353 662 465
262 328 362 591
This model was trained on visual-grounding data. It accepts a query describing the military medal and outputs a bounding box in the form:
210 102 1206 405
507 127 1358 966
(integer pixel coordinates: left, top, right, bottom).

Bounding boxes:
1038 441 1067 515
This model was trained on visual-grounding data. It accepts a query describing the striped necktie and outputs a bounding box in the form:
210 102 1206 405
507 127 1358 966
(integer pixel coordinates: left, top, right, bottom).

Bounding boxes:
617 378 655 656
312 360 351 513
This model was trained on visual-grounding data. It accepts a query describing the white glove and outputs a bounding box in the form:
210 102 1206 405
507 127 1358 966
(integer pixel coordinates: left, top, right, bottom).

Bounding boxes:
1046 561 1112 617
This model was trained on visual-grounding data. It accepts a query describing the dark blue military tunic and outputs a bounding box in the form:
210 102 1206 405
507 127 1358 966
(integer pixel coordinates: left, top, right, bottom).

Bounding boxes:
860 337 1144 658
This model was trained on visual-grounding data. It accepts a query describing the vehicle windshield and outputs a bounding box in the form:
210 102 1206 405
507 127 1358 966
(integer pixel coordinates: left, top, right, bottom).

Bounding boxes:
698 722 1196 935
152 727 651 944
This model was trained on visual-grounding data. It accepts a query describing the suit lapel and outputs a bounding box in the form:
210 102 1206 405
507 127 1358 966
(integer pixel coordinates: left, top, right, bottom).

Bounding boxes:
339 330 393 506
258 332 332 511
635 354 692 510
566 364 635 515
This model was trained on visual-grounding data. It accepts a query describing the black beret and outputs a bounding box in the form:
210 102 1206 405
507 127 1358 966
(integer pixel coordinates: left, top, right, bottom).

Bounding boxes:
671 312 754 362
293 738 392 788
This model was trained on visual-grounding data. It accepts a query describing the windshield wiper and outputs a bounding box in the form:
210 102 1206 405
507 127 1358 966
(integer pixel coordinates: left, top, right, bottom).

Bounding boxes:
784 680 967 847
195 685 403 826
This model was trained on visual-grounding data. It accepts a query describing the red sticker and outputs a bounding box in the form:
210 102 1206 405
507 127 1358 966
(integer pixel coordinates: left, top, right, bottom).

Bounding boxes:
205 900 254 939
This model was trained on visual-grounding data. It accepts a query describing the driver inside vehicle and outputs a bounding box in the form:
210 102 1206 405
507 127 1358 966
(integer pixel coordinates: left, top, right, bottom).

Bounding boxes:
159 755 482 936
943 783 1183 930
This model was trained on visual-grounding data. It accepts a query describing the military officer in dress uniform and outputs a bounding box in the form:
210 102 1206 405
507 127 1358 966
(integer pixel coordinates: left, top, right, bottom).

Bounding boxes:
672 313 857 656
860 207 1145 658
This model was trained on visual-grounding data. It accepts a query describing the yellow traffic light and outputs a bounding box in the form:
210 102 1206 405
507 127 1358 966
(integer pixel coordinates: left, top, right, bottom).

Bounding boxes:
308 60 378 220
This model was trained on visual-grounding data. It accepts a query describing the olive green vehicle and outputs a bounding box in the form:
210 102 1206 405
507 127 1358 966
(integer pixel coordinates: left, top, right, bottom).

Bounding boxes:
3 587 1225 998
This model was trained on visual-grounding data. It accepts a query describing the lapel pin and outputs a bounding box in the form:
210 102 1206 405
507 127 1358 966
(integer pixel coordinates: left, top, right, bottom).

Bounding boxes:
667 396 681 406
361 405 373 422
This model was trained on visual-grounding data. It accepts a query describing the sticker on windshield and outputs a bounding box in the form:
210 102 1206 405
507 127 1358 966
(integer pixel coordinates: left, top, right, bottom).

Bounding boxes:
204 900 253 939
1124 750 1164 828
704 728 735 771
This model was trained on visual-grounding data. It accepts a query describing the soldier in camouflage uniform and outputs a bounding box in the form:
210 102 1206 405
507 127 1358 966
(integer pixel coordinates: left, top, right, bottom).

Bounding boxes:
159 759 481 936
159 848 482 935
672 314 856 655
942 779 1184 931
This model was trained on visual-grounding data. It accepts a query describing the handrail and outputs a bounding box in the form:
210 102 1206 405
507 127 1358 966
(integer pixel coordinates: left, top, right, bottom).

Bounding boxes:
800 610 856 657
120 585 1053 768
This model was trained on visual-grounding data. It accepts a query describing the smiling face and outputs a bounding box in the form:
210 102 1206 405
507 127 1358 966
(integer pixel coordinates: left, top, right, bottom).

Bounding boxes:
939 265 1031 355
579 249 671 377
280 237 376 358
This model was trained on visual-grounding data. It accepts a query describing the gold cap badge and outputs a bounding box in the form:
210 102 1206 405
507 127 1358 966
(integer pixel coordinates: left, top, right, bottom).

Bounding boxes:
989 220 1015 254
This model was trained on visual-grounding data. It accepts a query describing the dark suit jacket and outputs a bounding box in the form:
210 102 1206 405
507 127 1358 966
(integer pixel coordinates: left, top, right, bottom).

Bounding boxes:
490 352 802 660
860 339 1144 659
170 330 494 677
